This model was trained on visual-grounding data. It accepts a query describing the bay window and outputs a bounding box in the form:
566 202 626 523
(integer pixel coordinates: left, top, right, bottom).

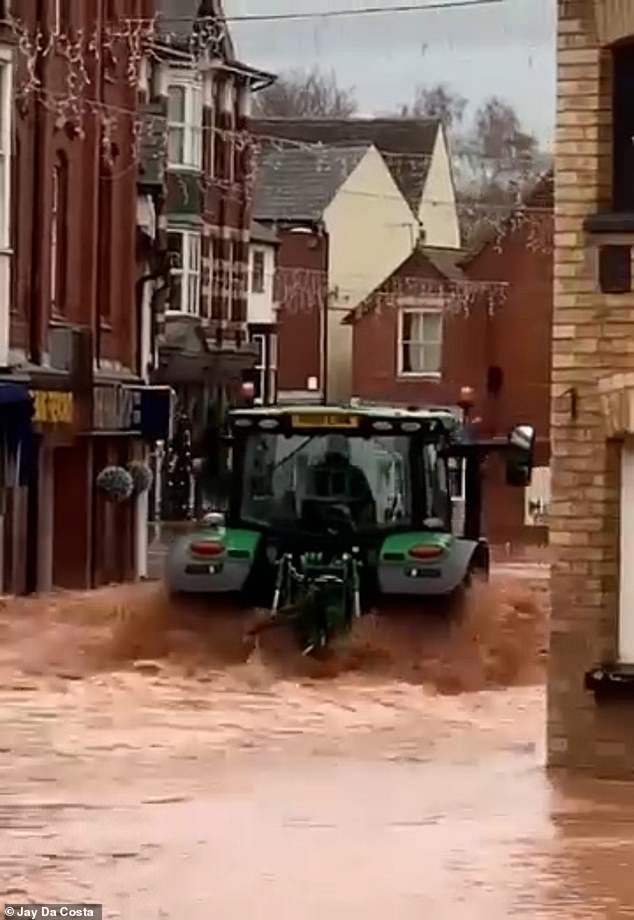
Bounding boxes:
168 230 201 315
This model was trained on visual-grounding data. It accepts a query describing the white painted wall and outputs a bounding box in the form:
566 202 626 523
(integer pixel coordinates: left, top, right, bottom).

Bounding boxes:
324 146 418 401
418 128 461 250
247 243 278 326
0 50 13 367
619 439 634 662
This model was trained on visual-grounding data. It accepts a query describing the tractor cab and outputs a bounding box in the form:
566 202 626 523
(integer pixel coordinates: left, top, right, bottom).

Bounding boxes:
227 406 459 544
224 405 534 547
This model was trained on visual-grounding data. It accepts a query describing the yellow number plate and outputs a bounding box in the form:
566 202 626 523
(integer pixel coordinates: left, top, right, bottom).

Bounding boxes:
292 413 359 429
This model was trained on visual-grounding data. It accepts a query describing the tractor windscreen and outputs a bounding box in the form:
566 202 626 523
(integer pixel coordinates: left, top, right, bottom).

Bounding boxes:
239 431 414 533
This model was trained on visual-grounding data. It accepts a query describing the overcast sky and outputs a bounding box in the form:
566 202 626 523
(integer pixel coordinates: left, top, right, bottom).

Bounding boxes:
225 0 555 148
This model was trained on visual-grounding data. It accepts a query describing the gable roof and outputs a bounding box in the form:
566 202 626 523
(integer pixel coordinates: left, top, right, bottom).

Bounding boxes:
459 169 554 268
253 145 369 222
156 0 235 58
342 247 458 325
252 117 441 215
420 246 468 281
250 220 279 246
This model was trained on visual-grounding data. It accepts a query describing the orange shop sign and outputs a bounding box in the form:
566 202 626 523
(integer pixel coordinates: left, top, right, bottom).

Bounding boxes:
30 390 74 425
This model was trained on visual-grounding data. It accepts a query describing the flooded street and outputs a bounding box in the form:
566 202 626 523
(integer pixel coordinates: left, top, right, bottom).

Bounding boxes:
2 571 634 918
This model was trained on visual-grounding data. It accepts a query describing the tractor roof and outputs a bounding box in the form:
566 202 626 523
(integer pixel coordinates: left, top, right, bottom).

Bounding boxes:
230 403 460 433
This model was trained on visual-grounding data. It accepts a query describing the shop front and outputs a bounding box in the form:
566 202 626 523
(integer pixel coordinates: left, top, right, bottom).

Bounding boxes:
90 383 173 586
0 382 35 595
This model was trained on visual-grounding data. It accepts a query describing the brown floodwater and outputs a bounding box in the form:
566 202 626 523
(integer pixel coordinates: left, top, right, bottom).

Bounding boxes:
2 572 634 918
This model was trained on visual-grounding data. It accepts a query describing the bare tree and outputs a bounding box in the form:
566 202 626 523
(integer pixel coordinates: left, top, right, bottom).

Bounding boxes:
469 96 538 180
400 82 467 134
253 66 357 118
457 96 545 248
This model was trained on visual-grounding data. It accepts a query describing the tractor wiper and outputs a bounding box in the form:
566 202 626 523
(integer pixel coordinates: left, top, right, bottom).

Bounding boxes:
271 436 315 473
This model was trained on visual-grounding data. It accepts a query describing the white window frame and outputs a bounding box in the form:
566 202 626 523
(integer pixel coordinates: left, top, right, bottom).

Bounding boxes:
167 77 203 171
252 333 266 405
448 456 465 503
250 332 277 406
397 302 443 378
167 229 201 315
268 333 278 404
205 74 216 181
224 82 236 183
251 248 266 294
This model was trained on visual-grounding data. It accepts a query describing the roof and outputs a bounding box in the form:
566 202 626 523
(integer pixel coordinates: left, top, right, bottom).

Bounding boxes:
250 220 279 246
155 0 235 60
253 145 368 222
252 117 441 214
420 247 468 281
459 169 554 267
342 246 465 324
230 403 459 429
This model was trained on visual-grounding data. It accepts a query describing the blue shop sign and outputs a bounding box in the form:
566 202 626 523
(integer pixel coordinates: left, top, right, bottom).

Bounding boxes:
93 385 173 440
136 386 174 441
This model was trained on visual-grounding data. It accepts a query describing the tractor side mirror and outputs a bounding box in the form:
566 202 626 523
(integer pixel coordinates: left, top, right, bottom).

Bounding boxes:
505 425 535 487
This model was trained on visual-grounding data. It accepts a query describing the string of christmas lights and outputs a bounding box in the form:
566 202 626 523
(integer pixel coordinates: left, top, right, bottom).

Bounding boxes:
182 263 510 319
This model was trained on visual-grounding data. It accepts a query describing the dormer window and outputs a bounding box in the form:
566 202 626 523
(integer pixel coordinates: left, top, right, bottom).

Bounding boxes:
167 79 203 170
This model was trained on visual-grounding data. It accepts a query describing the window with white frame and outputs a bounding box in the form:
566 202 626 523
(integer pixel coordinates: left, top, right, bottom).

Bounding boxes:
251 249 265 294
448 457 465 502
398 307 443 376
250 332 278 405
167 230 201 315
268 333 278 403
167 80 203 170
251 333 266 404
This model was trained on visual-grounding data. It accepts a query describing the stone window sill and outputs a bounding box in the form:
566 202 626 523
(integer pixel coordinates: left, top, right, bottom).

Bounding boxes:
584 664 634 701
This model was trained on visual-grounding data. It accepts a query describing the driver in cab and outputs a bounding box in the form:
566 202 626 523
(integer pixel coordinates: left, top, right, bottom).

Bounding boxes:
307 435 376 527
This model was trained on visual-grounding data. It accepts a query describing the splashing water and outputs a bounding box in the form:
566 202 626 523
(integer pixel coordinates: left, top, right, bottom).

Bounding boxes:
0 575 547 691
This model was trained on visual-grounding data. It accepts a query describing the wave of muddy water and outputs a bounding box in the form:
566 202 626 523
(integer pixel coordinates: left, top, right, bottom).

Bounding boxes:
2 571 634 918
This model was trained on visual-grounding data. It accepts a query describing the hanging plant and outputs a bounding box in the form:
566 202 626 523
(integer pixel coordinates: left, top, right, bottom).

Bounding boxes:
127 460 153 497
97 466 134 503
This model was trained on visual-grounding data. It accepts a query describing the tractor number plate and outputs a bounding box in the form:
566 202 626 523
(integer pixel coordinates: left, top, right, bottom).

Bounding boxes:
185 563 220 575
292 413 359 429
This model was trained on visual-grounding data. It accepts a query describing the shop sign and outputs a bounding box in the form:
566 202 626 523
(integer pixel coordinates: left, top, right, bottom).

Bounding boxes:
30 390 74 426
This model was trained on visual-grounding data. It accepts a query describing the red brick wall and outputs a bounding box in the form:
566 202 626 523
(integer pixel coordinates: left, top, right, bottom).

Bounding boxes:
468 218 553 462
276 228 328 392
11 0 143 371
351 219 553 546
352 296 488 412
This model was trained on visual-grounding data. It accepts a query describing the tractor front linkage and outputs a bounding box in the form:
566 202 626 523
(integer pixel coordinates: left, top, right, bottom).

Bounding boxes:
249 550 363 656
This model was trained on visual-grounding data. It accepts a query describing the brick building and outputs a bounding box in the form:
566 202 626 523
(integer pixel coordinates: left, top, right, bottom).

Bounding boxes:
150 0 276 450
253 117 461 401
3 0 171 594
549 0 634 775
348 177 553 547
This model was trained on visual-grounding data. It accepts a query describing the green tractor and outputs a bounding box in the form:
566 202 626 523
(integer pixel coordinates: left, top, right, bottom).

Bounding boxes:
165 404 535 655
